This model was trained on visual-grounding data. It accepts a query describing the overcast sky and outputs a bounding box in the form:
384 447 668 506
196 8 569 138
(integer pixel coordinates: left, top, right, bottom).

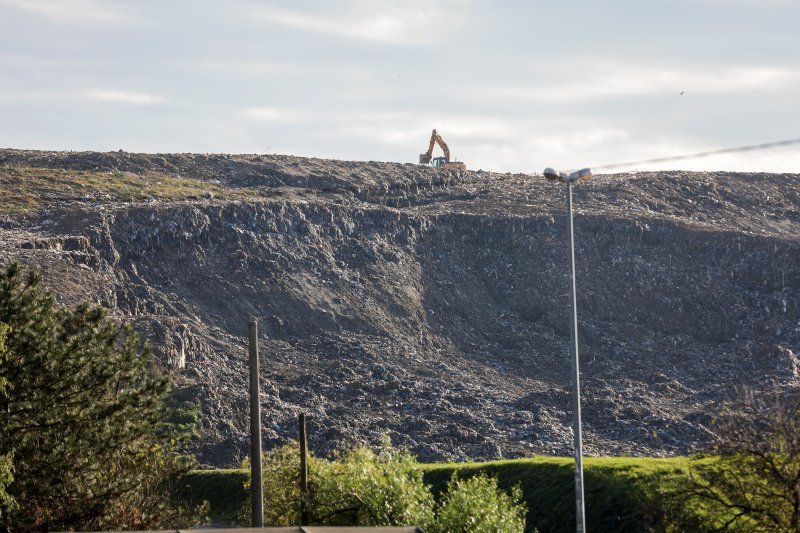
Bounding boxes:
1 0 799 173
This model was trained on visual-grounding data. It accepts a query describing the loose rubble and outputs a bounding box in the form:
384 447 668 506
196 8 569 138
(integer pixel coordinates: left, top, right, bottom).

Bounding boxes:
1 149 799 466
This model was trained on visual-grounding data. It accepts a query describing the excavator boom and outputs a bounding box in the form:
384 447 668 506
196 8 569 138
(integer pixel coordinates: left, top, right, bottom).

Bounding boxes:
418 129 465 170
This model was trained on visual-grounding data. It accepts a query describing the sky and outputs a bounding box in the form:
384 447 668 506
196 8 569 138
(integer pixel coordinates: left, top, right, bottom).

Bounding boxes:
1 0 799 173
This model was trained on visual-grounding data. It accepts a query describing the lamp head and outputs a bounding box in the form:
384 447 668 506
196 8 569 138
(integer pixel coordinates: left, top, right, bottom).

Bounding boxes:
544 167 591 183
576 168 592 181
543 167 561 181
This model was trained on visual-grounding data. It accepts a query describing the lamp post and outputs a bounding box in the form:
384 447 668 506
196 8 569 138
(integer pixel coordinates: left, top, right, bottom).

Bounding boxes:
543 167 592 533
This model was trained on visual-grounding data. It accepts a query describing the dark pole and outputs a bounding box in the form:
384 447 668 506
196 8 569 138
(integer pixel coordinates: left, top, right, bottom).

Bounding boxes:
299 413 309 526
248 319 264 527
566 181 586 532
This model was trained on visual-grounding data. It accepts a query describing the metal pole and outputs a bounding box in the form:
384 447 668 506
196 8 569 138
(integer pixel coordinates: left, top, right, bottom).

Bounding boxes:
248 319 264 527
566 181 586 533
299 413 309 526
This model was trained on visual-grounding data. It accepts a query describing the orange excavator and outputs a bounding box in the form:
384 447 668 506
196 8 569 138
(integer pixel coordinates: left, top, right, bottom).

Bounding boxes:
418 129 466 170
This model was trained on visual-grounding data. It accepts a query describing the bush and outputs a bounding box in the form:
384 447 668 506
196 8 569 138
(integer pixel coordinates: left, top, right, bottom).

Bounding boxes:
312 439 435 528
672 388 800 531
239 443 310 526
424 456 704 532
0 263 205 531
238 438 526 531
192 455 751 531
431 474 526 533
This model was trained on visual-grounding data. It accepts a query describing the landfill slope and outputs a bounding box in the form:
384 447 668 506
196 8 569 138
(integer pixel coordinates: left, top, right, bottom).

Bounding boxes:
2 148 799 466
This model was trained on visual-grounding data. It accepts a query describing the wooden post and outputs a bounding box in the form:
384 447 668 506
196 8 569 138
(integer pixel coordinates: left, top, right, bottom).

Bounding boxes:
248 319 264 527
299 413 309 526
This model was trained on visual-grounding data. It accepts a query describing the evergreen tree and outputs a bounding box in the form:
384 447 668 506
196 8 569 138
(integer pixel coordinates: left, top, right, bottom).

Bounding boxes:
0 324 13 518
0 263 202 531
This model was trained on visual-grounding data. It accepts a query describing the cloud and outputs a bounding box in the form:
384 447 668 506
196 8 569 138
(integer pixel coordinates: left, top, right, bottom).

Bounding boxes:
239 104 625 152
206 100 800 173
703 0 793 4
240 106 314 122
0 0 137 24
85 90 166 105
246 1 460 45
177 60 293 75
462 133 800 174
277 109 518 144
589 138 800 174
468 63 798 104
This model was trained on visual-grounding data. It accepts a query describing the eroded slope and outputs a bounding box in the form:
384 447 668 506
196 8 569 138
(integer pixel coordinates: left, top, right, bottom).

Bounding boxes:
2 148 799 465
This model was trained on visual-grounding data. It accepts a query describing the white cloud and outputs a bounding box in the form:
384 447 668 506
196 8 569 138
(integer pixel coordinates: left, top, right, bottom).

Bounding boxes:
86 90 166 105
703 0 793 4
591 140 800 174
0 0 137 24
469 63 798 104
240 106 320 122
585 136 800 173
3 1 798 174
288 109 631 170
301 110 517 146
164 99 800 173
246 1 460 45
236 104 634 166
0 89 64 103
0 53 102 69
508 131 800 175
459 133 800 175
177 60 293 75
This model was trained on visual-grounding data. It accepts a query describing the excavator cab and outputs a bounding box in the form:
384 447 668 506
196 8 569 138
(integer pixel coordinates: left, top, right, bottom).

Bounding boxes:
431 156 449 168
418 129 466 170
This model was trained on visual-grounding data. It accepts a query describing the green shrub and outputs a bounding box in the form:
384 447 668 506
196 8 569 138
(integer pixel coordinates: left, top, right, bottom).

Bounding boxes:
233 439 528 531
424 456 712 532
163 396 201 439
239 443 310 526
189 455 746 531
431 474 526 533
312 440 435 528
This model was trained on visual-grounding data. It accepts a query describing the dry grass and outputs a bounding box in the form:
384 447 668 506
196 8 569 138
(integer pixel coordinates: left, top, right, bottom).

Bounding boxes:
0 166 257 214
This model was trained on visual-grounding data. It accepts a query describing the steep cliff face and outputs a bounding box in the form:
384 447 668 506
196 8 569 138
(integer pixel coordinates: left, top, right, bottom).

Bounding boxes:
2 149 799 465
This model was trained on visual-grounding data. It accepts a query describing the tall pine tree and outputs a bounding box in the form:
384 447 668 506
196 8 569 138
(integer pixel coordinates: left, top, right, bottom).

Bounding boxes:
0 324 13 518
0 263 203 531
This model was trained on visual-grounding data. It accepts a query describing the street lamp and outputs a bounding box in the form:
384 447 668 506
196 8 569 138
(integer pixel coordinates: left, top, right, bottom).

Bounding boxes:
543 166 592 533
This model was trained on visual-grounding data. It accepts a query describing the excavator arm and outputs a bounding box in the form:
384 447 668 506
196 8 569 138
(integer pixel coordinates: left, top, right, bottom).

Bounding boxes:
419 129 450 164
418 129 466 170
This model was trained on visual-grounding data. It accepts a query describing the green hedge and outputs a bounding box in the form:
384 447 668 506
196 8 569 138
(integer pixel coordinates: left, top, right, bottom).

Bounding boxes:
178 456 709 532
423 456 700 532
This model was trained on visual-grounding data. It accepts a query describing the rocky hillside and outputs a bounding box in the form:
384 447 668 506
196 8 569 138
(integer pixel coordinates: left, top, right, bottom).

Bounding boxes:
2 148 799 466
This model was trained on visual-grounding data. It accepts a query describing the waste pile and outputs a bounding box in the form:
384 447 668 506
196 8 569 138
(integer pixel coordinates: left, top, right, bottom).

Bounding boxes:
1 148 799 466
